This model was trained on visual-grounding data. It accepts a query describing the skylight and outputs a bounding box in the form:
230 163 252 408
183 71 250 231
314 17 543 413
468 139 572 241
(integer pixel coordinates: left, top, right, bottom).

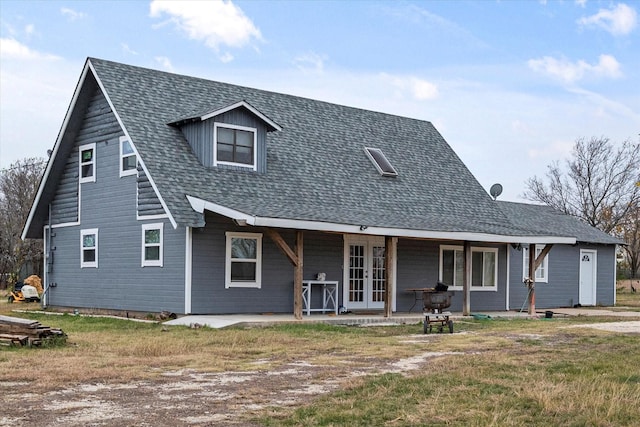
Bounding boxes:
364 147 398 177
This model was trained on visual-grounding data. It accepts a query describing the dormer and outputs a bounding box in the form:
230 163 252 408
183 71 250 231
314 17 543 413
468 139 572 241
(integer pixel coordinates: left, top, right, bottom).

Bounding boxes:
170 100 281 173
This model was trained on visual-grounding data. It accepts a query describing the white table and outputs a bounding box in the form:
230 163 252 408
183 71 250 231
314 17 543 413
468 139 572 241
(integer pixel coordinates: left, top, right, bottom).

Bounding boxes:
302 280 339 316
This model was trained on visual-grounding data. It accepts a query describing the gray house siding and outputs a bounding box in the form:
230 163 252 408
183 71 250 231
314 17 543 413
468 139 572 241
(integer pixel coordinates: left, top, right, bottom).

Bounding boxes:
508 244 616 309
180 108 268 172
137 167 165 217
51 89 122 224
45 89 186 313
395 240 508 312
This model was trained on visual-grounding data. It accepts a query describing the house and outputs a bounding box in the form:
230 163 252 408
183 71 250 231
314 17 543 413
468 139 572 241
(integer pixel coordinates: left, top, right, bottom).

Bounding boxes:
22 58 621 318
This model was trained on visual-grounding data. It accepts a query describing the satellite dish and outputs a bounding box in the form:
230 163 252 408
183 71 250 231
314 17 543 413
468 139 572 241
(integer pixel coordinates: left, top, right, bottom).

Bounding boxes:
490 183 503 200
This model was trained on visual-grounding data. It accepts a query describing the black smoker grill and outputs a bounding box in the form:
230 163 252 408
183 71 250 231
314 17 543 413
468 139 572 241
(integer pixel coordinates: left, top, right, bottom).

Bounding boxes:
423 283 454 334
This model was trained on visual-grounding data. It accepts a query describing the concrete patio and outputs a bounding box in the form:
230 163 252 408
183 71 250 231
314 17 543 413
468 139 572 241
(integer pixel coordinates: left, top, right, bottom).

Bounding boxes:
163 307 640 329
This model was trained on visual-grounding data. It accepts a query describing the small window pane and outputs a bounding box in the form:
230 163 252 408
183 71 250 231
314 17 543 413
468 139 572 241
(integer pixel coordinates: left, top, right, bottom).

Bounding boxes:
122 140 134 155
472 252 483 286
236 130 253 147
145 246 160 261
235 146 253 164
84 249 96 262
145 229 161 244
82 149 93 162
123 156 136 171
217 127 234 144
483 252 496 286
82 164 93 178
442 250 454 286
231 262 256 281
83 234 95 248
217 143 234 162
231 238 256 259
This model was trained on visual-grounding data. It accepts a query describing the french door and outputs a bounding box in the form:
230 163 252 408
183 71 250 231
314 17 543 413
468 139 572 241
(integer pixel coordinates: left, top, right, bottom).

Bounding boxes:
343 236 395 310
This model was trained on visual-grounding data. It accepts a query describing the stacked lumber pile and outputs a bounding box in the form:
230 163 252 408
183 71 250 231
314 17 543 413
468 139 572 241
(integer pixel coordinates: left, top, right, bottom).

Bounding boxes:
0 315 66 347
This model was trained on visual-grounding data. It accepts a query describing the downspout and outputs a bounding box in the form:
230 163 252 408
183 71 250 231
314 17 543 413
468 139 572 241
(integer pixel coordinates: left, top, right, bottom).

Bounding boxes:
41 203 53 309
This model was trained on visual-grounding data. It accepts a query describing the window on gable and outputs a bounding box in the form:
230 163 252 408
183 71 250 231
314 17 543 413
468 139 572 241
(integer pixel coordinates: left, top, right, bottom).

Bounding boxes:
142 223 163 267
214 123 257 169
364 147 398 177
79 143 96 183
225 232 262 288
81 228 98 268
120 136 137 177
439 245 498 291
523 245 549 283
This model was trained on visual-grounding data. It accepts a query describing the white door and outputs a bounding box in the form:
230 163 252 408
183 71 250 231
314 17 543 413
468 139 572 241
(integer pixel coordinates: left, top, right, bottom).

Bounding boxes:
343 236 392 310
579 249 597 306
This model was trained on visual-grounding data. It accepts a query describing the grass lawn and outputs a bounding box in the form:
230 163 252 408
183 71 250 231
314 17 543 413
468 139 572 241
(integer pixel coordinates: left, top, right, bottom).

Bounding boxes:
1 293 639 426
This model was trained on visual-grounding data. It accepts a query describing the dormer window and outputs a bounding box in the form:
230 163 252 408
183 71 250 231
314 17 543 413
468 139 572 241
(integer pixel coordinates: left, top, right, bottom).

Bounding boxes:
214 123 257 170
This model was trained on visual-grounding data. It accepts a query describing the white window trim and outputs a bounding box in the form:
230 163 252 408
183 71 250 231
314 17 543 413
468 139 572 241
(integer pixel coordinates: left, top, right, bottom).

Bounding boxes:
142 223 164 267
119 136 137 177
225 231 262 289
79 143 96 183
80 228 98 268
523 245 549 283
213 123 258 171
439 245 499 291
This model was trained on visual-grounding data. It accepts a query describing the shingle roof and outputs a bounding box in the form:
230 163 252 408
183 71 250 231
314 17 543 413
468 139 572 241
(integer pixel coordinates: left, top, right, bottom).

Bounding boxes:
497 201 622 245
69 58 617 245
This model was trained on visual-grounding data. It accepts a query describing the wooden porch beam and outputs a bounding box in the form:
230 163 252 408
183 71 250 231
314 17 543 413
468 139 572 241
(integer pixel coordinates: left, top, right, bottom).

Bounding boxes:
265 229 299 267
384 236 397 318
463 241 471 316
293 231 304 320
534 244 553 271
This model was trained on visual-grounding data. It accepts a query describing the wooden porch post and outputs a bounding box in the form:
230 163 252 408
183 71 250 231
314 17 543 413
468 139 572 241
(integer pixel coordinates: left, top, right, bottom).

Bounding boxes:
384 236 397 318
463 241 471 316
294 231 304 320
527 243 536 315
265 229 304 320
527 243 553 316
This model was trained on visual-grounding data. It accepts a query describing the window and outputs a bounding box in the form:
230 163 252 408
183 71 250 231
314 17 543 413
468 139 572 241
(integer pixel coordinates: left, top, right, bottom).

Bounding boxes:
81 228 98 268
364 147 398 177
225 232 262 288
120 136 137 177
523 245 549 283
79 143 96 183
214 123 257 169
439 246 498 291
142 223 163 267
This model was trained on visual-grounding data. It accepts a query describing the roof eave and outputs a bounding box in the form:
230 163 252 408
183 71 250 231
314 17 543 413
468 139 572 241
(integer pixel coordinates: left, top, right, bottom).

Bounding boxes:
186 196 577 245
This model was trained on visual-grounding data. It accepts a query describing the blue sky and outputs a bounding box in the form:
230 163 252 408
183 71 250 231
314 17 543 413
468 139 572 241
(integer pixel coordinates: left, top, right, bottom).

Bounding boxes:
1 0 638 201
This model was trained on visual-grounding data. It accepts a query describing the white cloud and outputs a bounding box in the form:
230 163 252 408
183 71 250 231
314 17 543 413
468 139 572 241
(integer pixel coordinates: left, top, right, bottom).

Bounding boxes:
0 38 60 61
149 0 262 61
383 74 439 101
578 3 637 36
293 52 327 73
61 7 86 22
155 56 174 71
121 43 138 55
25 24 35 36
219 52 234 63
575 0 587 8
527 54 622 83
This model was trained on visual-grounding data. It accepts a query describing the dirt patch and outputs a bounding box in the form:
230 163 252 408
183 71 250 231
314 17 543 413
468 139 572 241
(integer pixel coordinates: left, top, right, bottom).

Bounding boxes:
565 320 640 334
0 337 462 427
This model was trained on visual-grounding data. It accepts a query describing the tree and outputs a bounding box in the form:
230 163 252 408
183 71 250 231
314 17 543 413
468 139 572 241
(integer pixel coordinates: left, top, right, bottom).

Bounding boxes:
0 157 46 288
523 137 640 277
619 202 640 279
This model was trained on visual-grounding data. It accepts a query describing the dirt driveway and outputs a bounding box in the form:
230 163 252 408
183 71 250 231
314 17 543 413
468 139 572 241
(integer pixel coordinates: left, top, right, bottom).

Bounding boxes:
1 340 461 427
2 313 639 426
